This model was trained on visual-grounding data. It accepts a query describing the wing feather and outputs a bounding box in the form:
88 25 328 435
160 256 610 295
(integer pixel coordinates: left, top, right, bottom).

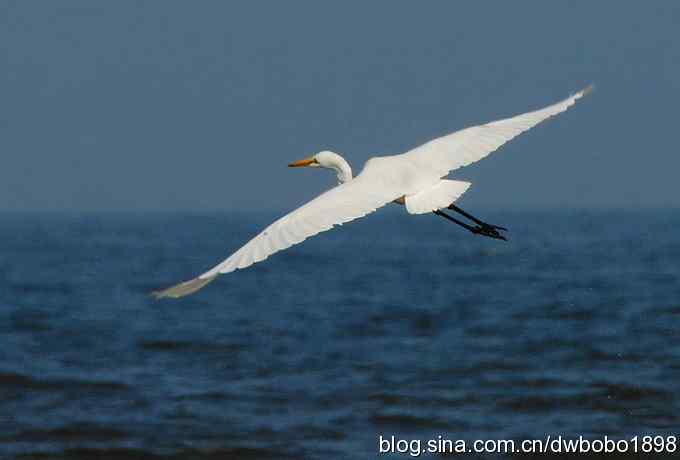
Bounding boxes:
402 85 592 176
152 172 401 298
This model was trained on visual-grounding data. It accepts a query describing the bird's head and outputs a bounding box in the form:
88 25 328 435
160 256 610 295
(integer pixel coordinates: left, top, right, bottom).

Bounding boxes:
288 150 353 184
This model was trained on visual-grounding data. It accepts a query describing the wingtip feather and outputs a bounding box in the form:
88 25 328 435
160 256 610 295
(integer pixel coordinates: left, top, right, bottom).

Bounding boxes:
580 84 595 97
150 275 217 299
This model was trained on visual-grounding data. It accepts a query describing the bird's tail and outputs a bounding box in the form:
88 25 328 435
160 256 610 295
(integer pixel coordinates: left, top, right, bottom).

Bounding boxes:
151 275 217 299
404 180 471 215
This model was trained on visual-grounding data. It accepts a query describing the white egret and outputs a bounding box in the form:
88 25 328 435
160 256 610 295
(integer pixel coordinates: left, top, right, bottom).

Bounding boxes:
153 86 591 298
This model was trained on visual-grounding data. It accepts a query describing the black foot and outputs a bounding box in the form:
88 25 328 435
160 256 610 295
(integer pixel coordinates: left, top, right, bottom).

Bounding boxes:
447 204 508 232
433 209 508 241
488 223 508 232
471 224 508 241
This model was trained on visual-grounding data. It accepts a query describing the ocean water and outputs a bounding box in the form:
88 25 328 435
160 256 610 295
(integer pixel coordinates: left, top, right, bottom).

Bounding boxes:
1 209 679 459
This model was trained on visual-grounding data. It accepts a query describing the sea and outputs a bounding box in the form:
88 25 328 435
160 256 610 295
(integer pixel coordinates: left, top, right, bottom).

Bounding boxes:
1 209 679 459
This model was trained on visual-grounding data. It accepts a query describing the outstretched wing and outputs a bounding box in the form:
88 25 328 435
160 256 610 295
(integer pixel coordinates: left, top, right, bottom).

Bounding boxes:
402 85 592 177
152 171 402 298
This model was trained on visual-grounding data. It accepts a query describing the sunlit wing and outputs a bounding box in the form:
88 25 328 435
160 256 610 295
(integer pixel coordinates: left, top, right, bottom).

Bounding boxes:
402 85 592 177
152 172 402 298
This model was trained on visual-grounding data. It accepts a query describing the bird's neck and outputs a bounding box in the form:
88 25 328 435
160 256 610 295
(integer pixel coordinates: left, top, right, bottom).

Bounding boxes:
332 158 353 184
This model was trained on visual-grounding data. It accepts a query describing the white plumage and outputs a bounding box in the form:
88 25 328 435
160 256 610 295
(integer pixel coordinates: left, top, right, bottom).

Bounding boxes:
405 180 471 215
153 86 591 298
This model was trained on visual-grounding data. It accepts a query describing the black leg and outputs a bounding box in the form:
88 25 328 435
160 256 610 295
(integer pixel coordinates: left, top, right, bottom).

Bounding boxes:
433 209 475 231
433 210 507 241
448 204 508 231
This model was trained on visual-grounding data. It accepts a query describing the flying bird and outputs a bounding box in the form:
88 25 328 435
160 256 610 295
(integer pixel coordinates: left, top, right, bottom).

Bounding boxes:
153 86 592 298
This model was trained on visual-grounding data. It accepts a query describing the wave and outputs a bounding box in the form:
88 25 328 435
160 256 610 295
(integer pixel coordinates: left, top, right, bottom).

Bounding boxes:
0 372 129 392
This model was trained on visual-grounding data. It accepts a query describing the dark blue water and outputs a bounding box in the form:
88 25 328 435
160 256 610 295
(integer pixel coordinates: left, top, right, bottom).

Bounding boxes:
1 210 679 459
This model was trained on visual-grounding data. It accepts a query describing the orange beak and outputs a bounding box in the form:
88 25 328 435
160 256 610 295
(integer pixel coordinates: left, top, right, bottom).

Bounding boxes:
288 156 317 168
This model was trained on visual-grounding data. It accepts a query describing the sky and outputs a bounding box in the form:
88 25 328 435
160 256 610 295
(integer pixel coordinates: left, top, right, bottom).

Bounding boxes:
0 1 678 212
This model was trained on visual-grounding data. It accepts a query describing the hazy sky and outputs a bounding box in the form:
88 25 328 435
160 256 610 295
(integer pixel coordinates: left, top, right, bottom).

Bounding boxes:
1 1 678 211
